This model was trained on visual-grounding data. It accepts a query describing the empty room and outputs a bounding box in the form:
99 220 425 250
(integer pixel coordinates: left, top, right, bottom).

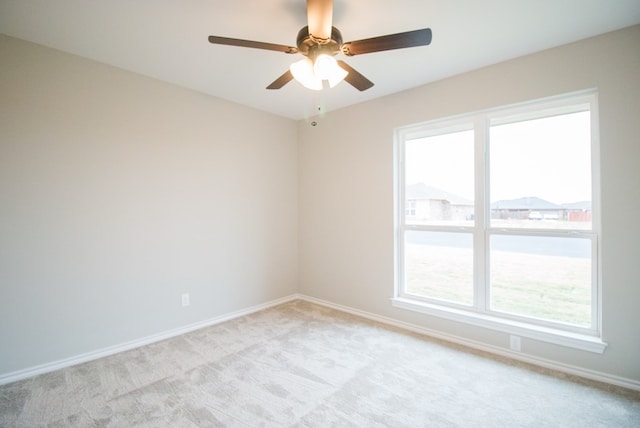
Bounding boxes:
1 0 639 426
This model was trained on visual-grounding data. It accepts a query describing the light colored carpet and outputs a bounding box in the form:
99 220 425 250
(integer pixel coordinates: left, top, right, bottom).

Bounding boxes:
1 300 638 427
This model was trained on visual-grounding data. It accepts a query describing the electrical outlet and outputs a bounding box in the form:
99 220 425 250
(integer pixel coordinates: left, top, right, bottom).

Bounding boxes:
181 293 190 307
509 335 521 351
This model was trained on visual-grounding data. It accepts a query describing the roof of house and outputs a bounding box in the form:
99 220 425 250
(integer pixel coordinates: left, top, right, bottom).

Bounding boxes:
406 183 473 205
562 201 592 210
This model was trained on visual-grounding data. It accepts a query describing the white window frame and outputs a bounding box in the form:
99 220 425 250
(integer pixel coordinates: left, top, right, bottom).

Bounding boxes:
392 90 606 353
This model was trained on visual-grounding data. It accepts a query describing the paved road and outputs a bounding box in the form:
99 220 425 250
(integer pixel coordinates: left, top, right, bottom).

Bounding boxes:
405 230 590 259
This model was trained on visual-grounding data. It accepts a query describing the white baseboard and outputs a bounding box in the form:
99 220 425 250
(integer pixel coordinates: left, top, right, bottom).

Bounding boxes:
3 292 638 393
298 294 640 393
0 294 299 386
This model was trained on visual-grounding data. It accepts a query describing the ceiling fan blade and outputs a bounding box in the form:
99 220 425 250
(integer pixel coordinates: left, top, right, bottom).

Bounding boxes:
342 28 432 56
266 70 294 90
208 36 298 54
307 0 333 42
337 60 374 91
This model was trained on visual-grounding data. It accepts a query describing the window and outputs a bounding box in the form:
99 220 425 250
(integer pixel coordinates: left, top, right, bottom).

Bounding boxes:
394 91 604 352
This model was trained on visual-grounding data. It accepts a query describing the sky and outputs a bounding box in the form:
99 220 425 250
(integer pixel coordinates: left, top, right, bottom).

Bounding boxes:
405 111 592 205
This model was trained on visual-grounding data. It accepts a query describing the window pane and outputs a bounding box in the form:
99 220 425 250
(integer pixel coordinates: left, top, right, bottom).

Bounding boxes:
490 235 592 327
404 231 473 305
405 130 474 226
490 111 592 230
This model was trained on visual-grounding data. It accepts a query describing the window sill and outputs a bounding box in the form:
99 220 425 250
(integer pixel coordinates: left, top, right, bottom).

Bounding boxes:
391 297 607 354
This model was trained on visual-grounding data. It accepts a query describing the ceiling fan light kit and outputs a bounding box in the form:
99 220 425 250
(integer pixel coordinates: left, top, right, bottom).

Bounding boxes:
290 54 348 90
208 0 432 91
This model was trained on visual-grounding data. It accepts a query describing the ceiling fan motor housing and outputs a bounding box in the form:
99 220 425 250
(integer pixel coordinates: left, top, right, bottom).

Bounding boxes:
297 26 343 59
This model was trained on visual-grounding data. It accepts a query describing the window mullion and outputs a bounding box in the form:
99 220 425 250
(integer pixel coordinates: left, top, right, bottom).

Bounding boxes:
474 115 489 311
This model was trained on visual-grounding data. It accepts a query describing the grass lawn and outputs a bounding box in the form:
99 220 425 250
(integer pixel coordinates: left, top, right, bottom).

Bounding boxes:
405 244 591 327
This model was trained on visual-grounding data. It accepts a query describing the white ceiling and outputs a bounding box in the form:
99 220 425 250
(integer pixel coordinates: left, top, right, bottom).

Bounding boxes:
1 0 639 120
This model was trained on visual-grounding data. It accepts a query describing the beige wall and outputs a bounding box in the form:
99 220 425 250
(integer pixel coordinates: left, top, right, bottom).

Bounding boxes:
299 25 640 382
0 35 298 374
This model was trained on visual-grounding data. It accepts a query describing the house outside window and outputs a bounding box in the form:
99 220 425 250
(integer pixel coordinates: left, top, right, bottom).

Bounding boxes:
393 91 604 353
405 200 417 217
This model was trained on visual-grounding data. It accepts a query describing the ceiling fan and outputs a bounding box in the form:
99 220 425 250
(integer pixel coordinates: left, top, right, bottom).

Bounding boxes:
208 0 432 91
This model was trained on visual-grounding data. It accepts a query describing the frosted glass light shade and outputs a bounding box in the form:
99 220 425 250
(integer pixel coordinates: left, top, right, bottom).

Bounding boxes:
290 58 322 90
314 54 348 88
290 55 349 90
